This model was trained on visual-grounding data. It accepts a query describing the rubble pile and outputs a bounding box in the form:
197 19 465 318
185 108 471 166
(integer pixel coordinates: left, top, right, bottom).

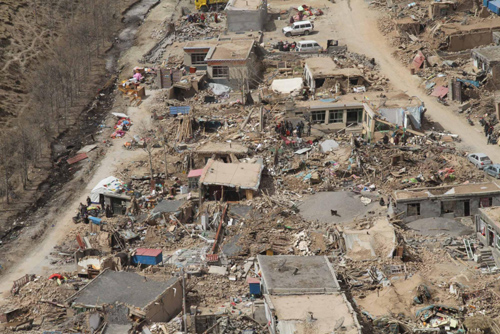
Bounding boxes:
6 0 500 332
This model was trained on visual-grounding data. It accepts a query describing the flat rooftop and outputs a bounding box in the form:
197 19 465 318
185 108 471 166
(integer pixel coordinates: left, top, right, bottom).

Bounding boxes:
70 270 178 309
294 91 414 110
479 207 500 228
304 57 338 77
200 159 263 191
258 255 340 294
268 294 360 334
207 39 254 61
196 142 248 155
473 46 500 63
183 39 254 60
226 0 263 10
184 39 219 50
394 182 500 201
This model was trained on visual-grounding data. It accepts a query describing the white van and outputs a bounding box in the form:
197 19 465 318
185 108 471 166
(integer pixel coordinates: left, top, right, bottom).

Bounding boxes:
282 20 314 37
295 40 323 52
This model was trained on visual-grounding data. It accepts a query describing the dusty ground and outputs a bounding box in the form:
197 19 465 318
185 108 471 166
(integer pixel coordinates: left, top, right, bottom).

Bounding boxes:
2 0 500 310
0 0 187 301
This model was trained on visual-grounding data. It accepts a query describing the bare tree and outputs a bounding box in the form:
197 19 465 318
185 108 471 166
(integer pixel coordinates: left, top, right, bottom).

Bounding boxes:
0 131 17 204
137 121 157 178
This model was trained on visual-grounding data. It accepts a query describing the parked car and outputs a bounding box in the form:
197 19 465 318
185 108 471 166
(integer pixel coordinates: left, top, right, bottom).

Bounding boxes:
295 40 323 52
282 20 314 37
468 153 492 169
484 164 500 178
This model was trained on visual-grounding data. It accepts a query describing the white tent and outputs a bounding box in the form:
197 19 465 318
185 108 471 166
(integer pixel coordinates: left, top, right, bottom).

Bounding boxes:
90 176 126 203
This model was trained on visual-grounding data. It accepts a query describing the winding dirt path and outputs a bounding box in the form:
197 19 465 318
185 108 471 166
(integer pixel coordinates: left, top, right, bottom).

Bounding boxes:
329 0 499 158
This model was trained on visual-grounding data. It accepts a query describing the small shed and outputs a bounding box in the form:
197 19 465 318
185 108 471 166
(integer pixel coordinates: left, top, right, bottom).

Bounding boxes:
132 248 163 265
188 169 203 189
247 277 261 296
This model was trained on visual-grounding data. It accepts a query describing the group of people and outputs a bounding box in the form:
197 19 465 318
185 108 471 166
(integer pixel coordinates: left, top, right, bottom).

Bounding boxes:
275 120 311 138
382 132 409 146
78 196 114 224
482 120 498 145
186 12 218 24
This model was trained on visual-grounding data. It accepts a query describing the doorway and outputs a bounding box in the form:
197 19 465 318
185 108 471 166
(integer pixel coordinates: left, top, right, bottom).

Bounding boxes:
489 228 495 247
463 200 470 217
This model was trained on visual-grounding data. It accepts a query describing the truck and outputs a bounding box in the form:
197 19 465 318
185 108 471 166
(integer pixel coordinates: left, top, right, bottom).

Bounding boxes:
195 0 228 11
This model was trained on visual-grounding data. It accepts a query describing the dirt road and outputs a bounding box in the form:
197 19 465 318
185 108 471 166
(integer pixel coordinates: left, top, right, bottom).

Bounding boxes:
0 0 183 302
0 97 153 300
328 0 500 159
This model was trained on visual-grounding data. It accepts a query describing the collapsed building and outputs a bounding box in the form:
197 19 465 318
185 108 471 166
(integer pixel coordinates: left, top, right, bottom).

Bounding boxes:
199 158 263 201
303 57 366 94
257 255 362 334
68 270 183 323
393 182 500 222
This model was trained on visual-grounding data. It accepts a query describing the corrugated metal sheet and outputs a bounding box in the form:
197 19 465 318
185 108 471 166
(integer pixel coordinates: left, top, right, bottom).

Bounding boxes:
169 106 191 115
136 248 162 257
205 254 219 262
67 153 88 165
188 169 204 178
431 86 449 98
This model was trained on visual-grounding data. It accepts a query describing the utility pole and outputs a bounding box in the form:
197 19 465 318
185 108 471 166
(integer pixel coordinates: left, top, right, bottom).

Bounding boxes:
182 268 187 334
259 106 264 132
163 137 169 179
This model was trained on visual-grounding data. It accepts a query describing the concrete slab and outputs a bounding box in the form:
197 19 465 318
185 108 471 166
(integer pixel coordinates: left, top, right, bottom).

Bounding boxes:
208 266 228 276
72 270 178 308
298 191 379 224
258 255 339 294
407 217 474 237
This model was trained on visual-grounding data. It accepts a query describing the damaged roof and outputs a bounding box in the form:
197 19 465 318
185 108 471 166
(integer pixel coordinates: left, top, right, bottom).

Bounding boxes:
304 57 338 78
183 39 254 61
268 294 361 334
200 159 263 191
207 39 254 61
258 255 340 294
393 182 500 201
472 45 500 64
196 142 249 156
151 200 186 215
69 270 179 309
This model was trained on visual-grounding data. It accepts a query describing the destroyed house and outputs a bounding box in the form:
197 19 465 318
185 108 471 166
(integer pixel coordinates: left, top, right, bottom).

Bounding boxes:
304 57 365 93
290 99 365 133
199 159 263 201
363 98 425 142
68 270 182 323
472 46 500 82
195 142 249 164
225 0 268 32
183 39 257 87
393 182 500 222
257 255 361 334
428 1 456 19
475 206 500 254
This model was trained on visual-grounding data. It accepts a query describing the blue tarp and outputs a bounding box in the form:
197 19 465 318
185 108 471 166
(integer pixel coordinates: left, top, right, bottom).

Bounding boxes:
169 106 191 115
89 216 102 225
457 78 480 88
488 0 500 14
